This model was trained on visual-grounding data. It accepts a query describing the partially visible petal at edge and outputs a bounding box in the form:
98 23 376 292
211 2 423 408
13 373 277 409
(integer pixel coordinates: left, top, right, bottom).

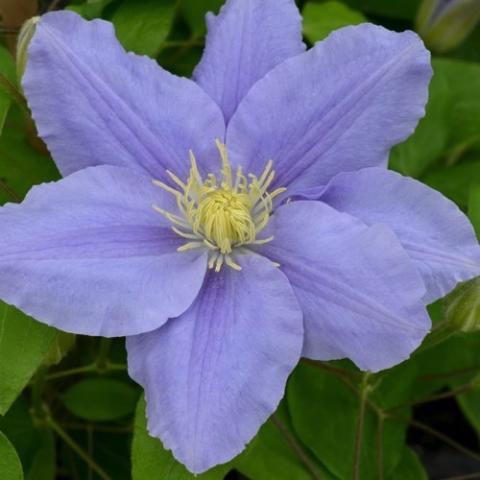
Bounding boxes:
0 165 207 337
258 201 430 372
23 11 225 179
227 23 431 193
127 253 303 474
193 0 305 123
320 168 480 303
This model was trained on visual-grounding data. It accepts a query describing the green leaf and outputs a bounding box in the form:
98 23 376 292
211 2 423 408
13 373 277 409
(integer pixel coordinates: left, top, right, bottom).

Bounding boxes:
388 447 427 480
0 106 59 206
25 430 55 480
235 402 332 480
0 397 55 480
411 331 480 400
455 378 480 433
0 303 57 414
181 0 223 35
423 160 480 208
68 0 116 19
303 1 365 43
42 332 76 367
62 378 139 421
0 45 17 136
434 58 480 154
342 0 419 19
0 431 23 480
468 182 480 238
390 63 451 177
287 363 411 479
112 0 177 57
132 397 229 480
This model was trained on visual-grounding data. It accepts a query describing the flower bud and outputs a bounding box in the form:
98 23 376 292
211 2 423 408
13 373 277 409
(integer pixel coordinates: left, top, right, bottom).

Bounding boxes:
16 16 40 81
416 0 480 52
445 277 480 332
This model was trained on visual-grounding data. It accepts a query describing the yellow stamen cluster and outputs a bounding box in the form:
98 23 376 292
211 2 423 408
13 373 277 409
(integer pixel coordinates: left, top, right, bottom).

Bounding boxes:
152 140 285 271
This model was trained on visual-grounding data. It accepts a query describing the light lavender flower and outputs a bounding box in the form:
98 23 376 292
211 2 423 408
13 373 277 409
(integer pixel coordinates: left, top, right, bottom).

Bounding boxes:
0 0 479 473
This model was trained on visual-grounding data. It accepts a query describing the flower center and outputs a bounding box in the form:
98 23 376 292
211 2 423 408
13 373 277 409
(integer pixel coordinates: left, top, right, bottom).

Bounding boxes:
152 140 285 271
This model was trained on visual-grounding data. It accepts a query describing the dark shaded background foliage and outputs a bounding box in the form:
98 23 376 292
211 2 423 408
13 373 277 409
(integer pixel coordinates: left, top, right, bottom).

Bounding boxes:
1 0 480 479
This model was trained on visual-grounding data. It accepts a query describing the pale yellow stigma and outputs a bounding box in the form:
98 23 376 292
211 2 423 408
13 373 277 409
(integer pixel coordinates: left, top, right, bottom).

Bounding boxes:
152 140 285 271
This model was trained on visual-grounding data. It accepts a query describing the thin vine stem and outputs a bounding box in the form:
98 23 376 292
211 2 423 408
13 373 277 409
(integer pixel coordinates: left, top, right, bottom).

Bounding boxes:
47 416 111 480
387 383 475 413
0 178 21 202
388 414 480 464
46 362 126 380
353 373 370 480
271 413 323 480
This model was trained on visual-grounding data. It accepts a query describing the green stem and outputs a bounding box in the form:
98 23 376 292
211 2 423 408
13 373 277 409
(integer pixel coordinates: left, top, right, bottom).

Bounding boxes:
47 416 110 480
376 413 385 480
0 72 29 114
387 383 475 413
353 373 370 480
96 338 111 372
0 178 21 202
271 414 323 480
389 414 480 464
46 363 126 380
31 367 48 423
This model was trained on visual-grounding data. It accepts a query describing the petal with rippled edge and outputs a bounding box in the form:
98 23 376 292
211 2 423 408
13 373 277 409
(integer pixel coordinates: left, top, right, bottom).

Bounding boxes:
259 201 430 372
227 24 431 194
320 167 480 303
23 11 225 179
0 165 207 337
127 253 303 473
193 0 305 123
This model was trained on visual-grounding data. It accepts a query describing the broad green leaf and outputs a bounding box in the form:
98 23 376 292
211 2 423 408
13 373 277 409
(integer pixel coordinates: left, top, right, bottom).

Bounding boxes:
303 1 365 43
0 303 57 414
68 0 115 19
0 398 54 479
342 0 419 19
434 59 480 153
235 402 332 480
0 431 23 480
287 363 410 479
132 397 228 480
390 63 451 177
62 378 139 421
25 430 55 480
469 182 480 237
42 332 76 367
0 107 59 206
112 0 177 57
181 0 223 35
423 160 480 208
0 45 17 136
411 331 480 400
454 376 480 433
388 447 427 480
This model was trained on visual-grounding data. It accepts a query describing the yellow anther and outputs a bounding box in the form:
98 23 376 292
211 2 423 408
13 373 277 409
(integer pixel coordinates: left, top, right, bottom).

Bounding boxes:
152 140 282 271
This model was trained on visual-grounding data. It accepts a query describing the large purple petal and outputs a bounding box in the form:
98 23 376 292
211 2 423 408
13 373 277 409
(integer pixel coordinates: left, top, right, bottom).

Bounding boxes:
0 166 207 337
258 201 430 372
127 253 303 473
193 0 305 123
23 11 225 179
320 167 480 303
226 24 432 194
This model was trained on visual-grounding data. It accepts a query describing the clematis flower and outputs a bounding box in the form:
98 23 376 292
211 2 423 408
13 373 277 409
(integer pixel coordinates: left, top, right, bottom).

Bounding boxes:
0 0 479 473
